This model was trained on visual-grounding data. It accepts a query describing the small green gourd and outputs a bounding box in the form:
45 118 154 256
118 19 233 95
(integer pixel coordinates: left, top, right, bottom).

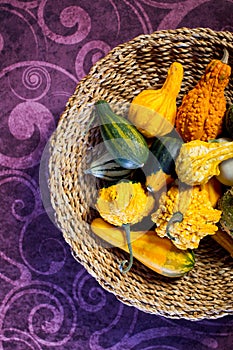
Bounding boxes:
84 151 131 181
95 100 149 169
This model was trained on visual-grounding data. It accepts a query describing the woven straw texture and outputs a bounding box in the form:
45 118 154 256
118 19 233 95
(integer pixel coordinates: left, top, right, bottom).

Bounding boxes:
49 28 233 320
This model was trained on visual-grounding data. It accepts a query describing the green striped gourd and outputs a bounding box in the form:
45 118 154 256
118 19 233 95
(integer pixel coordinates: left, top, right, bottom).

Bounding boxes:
84 151 131 181
95 100 149 169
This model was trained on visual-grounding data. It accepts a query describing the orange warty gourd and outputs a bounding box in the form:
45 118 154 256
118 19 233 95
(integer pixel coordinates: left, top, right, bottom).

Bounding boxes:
128 62 184 138
175 49 231 142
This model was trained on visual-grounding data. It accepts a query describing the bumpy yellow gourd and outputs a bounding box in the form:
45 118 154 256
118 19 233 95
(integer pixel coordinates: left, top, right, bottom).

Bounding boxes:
96 181 154 226
151 185 222 250
128 62 184 138
95 181 155 273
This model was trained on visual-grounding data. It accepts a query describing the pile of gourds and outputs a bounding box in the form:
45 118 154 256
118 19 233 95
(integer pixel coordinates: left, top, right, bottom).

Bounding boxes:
85 49 233 277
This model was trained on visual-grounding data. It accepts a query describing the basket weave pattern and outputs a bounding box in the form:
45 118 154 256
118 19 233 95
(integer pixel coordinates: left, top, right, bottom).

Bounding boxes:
49 28 233 320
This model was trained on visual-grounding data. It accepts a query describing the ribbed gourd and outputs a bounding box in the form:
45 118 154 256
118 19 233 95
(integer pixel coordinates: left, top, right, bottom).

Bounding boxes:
95 100 149 169
175 49 231 142
128 62 184 138
84 151 131 181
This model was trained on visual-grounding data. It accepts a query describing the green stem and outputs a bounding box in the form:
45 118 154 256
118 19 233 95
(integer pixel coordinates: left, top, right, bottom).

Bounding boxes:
119 224 133 274
166 211 183 241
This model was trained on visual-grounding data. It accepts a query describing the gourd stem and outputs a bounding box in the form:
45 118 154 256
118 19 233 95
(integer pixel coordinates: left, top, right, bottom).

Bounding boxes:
166 211 183 240
119 224 133 273
221 48 229 64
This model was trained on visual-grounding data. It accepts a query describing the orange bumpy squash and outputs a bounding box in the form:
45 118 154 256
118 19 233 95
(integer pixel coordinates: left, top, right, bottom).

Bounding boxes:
176 49 231 142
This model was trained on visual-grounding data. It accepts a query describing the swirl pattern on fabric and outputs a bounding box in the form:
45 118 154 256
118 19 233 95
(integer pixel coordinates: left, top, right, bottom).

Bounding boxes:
1 0 233 349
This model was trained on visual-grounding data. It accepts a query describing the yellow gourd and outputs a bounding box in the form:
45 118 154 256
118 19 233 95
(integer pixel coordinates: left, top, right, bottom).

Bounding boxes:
201 177 222 208
175 139 233 186
151 184 222 250
91 218 195 277
128 62 184 138
95 181 155 273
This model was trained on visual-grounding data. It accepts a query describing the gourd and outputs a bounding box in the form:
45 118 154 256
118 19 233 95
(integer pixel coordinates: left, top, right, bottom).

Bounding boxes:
216 157 233 186
201 177 222 208
95 181 155 273
91 218 195 277
95 100 149 169
202 178 233 256
144 135 183 193
204 137 233 186
225 104 233 138
84 151 131 181
176 49 231 142
175 139 233 186
128 62 184 138
151 184 222 250
211 186 233 257
217 187 233 238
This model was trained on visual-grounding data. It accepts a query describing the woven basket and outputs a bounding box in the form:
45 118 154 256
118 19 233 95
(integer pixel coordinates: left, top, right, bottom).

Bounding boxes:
49 27 233 320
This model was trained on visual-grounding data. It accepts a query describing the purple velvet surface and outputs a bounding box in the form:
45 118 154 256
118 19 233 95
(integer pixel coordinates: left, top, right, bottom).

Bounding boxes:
1 1 233 349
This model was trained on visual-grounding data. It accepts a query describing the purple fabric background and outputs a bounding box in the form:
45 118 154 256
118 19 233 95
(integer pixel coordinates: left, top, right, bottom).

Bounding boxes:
0 1 233 349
